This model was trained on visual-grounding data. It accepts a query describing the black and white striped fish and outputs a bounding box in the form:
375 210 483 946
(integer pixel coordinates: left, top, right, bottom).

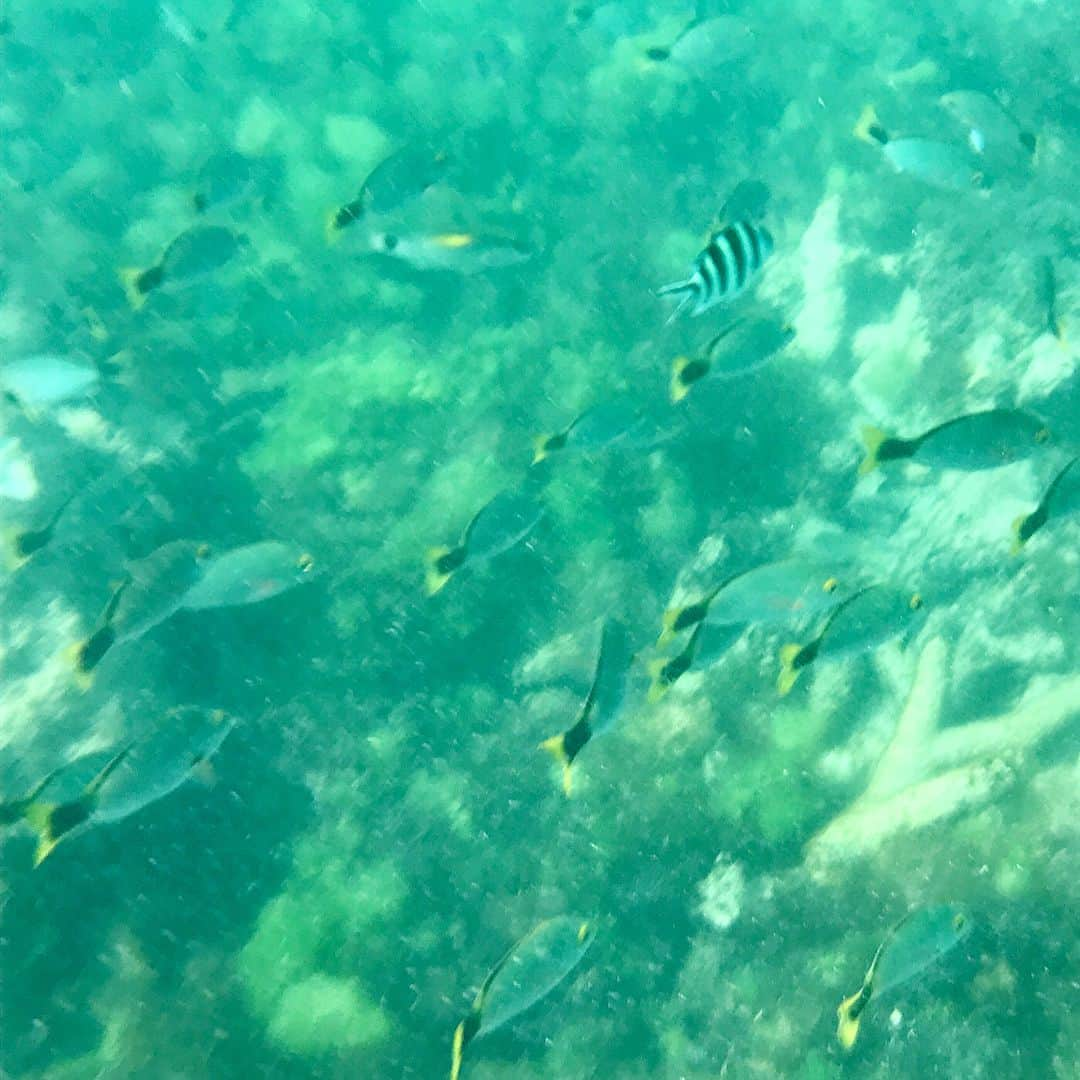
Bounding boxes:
658 221 773 321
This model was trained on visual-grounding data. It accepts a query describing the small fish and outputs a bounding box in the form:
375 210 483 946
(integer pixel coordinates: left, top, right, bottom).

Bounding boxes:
451 916 595 1080
938 90 1036 165
3 493 74 570
532 399 657 463
366 230 534 274
1012 455 1080 552
325 144 449 241
670 316 794 402
0 355 100 410
660 559 844 645
68 540 209 681
777 584 925 696
837 904 971 1049
1036 256 1065 343
860 408 1050 476
24 707 233 865
179 541 314 610
854 107 989 193
118 225 248 309
539 620 635 794
718 180 771 224
645 16 755 75
658 221 773 322
192 149 263 214
426 485 544 596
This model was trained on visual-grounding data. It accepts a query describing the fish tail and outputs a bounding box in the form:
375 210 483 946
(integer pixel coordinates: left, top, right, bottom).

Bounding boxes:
117 267 150 311
449 1020 467 1080
657 280 698 325
424 546 457 597
532 434 554 465
646 657 670 704
23 802 61 867
776 643 803 697
836 990 864 1050
670 357 693 403
538 734 574 796
858 425 889 476
656 607 684 649
324 208 344 246
1010 513 1031 555
853 104 889 145
1 529 30 573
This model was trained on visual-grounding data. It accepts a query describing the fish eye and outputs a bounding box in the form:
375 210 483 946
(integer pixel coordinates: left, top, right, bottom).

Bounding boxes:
909 593 923 610
382 233 399 252
297 553 315 574
822 577 839 593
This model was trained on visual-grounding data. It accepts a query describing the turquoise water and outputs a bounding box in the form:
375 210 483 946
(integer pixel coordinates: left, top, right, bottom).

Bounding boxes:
2 1 1079 1077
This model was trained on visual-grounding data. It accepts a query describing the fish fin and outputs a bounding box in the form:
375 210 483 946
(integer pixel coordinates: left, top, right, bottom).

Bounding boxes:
670 357 692 403
60 641 96 692
23 802 61 867
424 547 455 597
82 306 109 342
1 530 30 573
656 281 697 325
532 434 554 465
539 734 574 796
853 104 889 146
656 608 684 650
858 425 888 476
776 643 803 697
450 1020 467 1080
1009 514 1029 556
324 209 344 246
117 267 149 311
836 990 863 1050
645 657 670 704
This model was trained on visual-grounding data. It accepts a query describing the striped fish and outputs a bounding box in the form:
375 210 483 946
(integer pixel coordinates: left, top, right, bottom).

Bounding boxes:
658 220 773 322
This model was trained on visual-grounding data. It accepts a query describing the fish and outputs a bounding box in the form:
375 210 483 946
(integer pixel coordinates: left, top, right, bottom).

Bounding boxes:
68 540 209 681
532 399 658 463
670 316 794 402
718 180 771 224
366 230 534 274
118 225 248 309
0 354 100 410
3 492 74 570
938 90 1036 165
837 904 972 1049
776 584 925 696
1012 455 1080 552
24 707 234 865
179 541 314 610
325 144 449 241
425 484 545 596
657 221 773 322
660 558 844 646
450 915 596 1080
645 16 755 75
859 408 1051 476
539 620 635 794
192 149 264 214
1036 256 1065 343
853 106 989 193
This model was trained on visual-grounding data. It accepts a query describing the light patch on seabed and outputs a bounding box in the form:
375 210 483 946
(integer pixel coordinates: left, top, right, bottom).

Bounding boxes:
791 190 849 361
850 287 930 419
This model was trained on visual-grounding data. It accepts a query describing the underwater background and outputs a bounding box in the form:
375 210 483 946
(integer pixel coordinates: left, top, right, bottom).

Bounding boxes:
1 0 1079 1077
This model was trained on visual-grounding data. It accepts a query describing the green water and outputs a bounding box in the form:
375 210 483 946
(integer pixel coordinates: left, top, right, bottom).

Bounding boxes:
1 1 1078 1077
